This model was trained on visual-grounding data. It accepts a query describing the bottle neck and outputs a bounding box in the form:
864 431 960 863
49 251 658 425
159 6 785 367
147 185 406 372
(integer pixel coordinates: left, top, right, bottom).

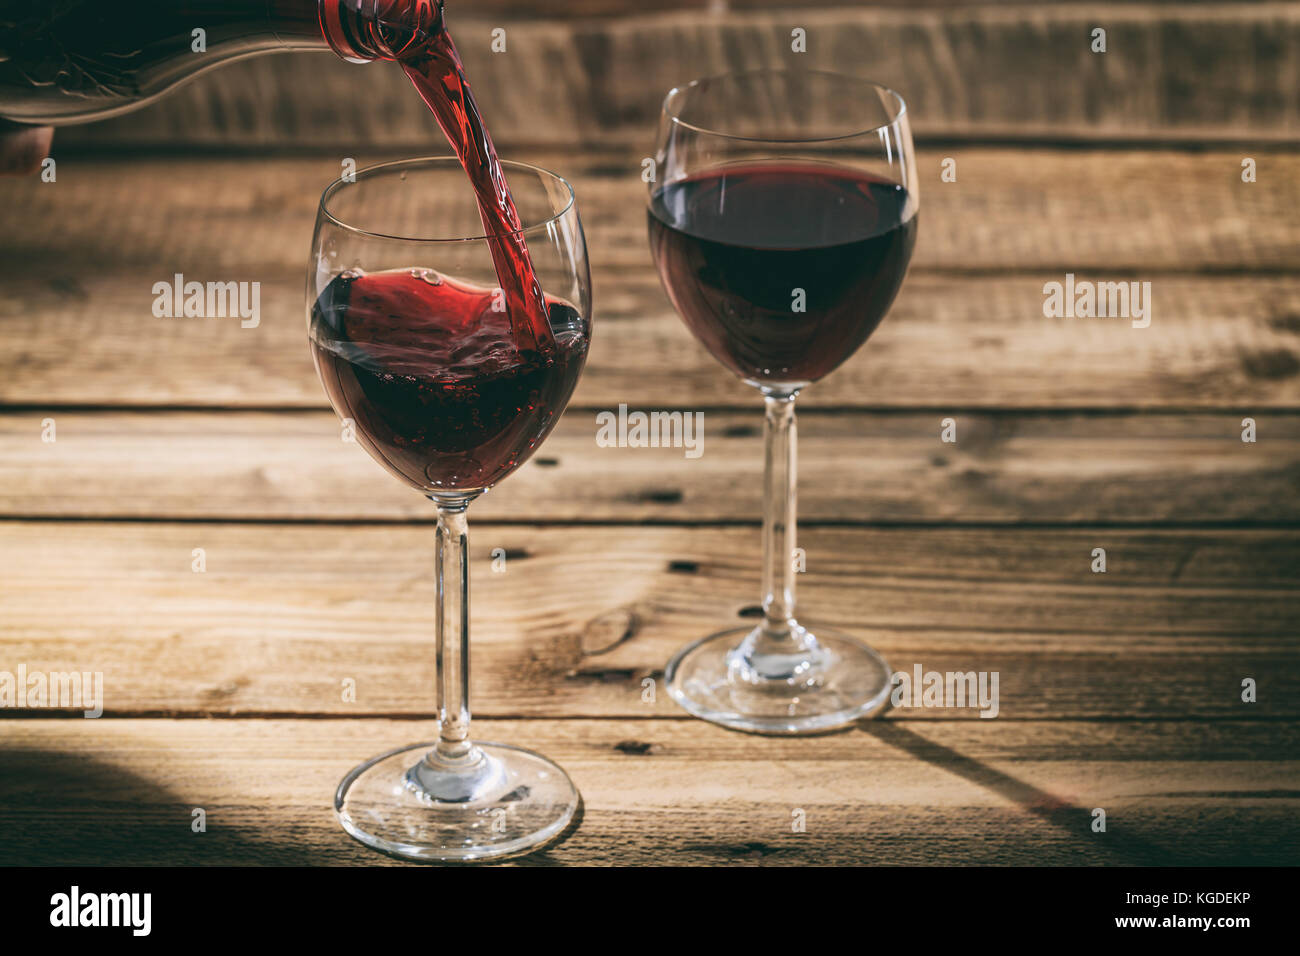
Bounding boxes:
265 0 334 50
305 0 446 62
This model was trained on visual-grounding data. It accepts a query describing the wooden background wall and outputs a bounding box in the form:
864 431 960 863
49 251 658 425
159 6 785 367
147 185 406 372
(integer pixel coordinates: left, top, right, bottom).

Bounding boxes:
55 2 1300 150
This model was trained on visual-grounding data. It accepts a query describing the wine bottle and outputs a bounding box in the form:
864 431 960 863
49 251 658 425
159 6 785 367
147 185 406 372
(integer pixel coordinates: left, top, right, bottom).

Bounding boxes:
0 0 444 125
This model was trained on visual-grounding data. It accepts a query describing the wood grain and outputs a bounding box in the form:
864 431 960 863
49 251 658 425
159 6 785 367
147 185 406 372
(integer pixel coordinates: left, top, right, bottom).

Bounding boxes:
11 150 1300 274
8 273 1300 410
1 718 1295 865
1 410 1296 523
2 151 1299 409
53 4 1300 149
1 522 1295 719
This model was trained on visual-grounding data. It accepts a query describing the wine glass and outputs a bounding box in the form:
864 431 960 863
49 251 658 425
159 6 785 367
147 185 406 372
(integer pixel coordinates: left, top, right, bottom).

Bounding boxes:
309 157 591 860
647 71 919 734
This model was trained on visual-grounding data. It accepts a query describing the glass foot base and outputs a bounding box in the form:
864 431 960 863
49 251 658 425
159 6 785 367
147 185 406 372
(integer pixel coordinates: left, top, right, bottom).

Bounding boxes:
335 741 578 862
665 625 893 734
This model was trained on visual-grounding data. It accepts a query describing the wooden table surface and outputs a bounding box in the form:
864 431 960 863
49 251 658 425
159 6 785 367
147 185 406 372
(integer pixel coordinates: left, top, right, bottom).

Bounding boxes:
2 4 1299 864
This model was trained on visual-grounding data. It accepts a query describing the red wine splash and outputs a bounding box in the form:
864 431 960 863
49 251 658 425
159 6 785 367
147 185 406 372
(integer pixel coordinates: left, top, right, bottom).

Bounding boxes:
310 268 586 492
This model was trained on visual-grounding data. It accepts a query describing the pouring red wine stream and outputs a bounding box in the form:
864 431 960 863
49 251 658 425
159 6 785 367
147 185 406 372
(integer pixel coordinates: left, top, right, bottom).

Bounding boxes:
362 1 555 355
390 3 554 354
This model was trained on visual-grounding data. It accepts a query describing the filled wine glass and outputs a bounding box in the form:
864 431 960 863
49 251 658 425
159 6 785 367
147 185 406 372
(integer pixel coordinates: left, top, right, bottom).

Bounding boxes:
648 71 918 734
310 157 591 860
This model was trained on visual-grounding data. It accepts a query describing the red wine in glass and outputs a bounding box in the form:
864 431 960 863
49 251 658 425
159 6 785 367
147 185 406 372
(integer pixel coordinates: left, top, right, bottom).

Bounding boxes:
648 162 917 386
310 268 587 492
309 4 594 861
651 71 919 735
302 5 585 494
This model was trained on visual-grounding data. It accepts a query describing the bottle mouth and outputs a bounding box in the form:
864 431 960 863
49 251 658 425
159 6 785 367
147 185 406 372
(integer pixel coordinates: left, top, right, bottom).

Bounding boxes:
318 0 446 62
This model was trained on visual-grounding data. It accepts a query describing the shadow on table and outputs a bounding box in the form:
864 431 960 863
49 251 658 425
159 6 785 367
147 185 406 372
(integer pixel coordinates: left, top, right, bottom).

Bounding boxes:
0 746 331 865
0 745 584 866
856 720 1184 866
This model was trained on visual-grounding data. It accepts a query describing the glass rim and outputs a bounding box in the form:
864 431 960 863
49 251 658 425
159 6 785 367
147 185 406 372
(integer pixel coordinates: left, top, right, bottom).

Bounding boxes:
317 156 576 243
662 69 908 144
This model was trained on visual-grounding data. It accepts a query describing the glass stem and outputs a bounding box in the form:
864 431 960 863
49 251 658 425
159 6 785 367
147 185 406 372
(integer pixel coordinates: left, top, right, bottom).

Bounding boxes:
731 390 818 684
760 391 799 642
430 498 481 770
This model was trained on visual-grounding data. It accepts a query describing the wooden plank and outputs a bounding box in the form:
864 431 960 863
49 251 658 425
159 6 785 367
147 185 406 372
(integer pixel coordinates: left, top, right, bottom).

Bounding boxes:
1 410 1297 524
6 272 1299 410
52 5 1300 149
2 151 1299 409
1 718 1295 865
1 522 1295 719
10 151 1300 274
